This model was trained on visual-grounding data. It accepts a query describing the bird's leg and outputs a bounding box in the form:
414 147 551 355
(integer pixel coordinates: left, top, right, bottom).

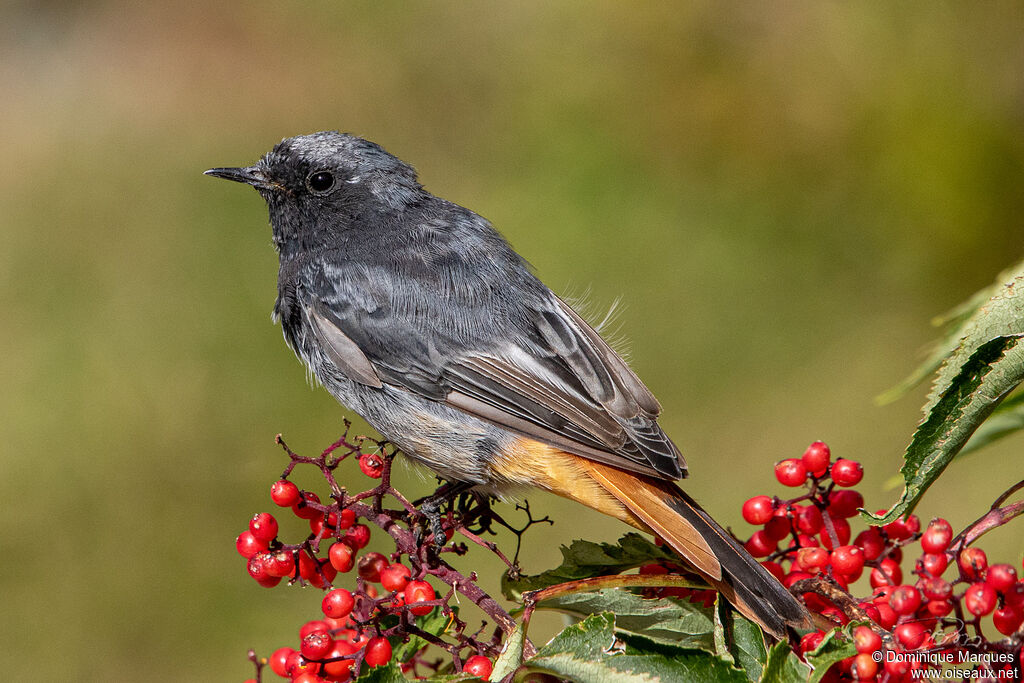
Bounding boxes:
413 480 476 548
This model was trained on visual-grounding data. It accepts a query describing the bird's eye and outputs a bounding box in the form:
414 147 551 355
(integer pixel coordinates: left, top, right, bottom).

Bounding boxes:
307 171 335 193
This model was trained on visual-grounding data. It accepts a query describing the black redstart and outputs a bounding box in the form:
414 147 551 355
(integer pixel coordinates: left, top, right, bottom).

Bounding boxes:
206 132 812 637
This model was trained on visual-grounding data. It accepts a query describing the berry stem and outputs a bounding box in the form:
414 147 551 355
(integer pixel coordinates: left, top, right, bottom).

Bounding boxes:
950 478 1024 555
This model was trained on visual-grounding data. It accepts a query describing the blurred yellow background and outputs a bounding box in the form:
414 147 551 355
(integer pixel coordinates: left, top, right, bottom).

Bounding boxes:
2 2 1023 680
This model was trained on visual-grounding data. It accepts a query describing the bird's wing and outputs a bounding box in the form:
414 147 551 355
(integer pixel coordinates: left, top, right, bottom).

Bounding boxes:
303 268 686 480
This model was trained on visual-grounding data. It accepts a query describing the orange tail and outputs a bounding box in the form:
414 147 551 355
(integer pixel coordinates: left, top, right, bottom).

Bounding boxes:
490 438 814 638
578 459 815 638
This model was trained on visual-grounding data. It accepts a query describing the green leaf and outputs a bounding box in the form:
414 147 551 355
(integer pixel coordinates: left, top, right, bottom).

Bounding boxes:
879 258 1024 404
523 613 748 683
758 641 810 683
804 629 855 683
354 662 408 683
489 622 525 682
715 596 767 682
713 597 734 666
957 389 1024 457
923 271 1024 416
535 587 716 650
866 334 1024 524
502 533 675 600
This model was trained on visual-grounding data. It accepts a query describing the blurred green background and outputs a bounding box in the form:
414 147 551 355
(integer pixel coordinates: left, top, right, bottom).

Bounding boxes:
2 2 1023 680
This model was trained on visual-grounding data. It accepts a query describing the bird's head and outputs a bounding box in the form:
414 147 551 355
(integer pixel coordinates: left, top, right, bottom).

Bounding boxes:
206 131 423 255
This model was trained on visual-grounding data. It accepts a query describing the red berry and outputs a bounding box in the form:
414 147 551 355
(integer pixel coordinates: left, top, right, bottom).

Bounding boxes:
783 570 813 588
924 598 952 617
874 602 897 630
959 547 988 580
920 518 953 553
993 604 1024 636
793 533 820 549
270 479 301 507
380 563 412 592
883 514 920 541
965 582 998 616
796 547 830 573
247 553 281 587
829 459 862 486
744 530 776 557
801 441 831 476
321 640 358 680
358 452 385 478
309 514 332 539
292 491 322 520
872 585 896 603
322 588 355 619
344 524 371 550
795 505 824 535
921 577 952 601
742 496 775 525
853 626 882 654
358 552 389 583
894 622 926 650
884 653 911 678
820 517 851 550
869 558 902 588
830 545 865 578
301 631 333 661
987 564 1018 594
851 652 878 680
1005 581 1024 607
799 631 824 654
264 549 296 578
858 602 881 624
854 528 885 561
317 558 337 585
919 552 948 577
889 585 922 615
826 490 863 519
287 652 320 679
464 655 493 679
269 647 295 677
764 515 791 542
404 579 436 616
299 619 330 639
363 636 392 667
819 606 847 625
774 459 807 487
298 551 332 589
236 530 268 559
328 542 355 573
336 508 357 530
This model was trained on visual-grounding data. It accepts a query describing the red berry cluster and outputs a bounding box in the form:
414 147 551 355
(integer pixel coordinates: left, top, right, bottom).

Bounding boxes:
237 431 502 682
236 484 452 681
741 441 1024 682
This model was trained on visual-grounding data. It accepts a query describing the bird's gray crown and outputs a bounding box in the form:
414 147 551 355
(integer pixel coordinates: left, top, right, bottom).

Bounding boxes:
259 131 421 197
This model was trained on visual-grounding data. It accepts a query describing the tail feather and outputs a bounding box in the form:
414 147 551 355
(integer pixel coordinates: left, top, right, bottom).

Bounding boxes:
581 460 815 638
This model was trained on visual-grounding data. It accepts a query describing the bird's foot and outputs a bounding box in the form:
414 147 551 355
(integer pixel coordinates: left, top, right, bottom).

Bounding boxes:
412 480 474 548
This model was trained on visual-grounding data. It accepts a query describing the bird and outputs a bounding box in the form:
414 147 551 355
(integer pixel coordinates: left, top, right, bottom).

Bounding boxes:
206 131 814 638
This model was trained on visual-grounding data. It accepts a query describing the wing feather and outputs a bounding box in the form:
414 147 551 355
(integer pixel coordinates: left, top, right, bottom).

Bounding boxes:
305 280 685 479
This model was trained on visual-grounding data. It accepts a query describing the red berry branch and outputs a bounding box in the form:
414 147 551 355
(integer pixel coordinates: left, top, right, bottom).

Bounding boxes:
736 441 1024 682
236 421 553 682
237 428 1023 682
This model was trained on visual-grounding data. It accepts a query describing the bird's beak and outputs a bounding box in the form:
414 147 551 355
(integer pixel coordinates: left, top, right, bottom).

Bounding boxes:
204 165 280 191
